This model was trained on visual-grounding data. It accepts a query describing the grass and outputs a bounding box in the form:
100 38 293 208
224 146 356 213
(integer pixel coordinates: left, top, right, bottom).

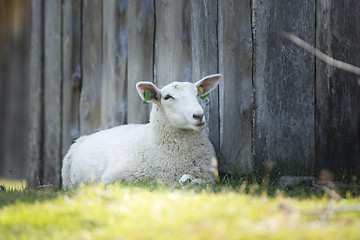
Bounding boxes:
0 178 27 190
0 178 360 240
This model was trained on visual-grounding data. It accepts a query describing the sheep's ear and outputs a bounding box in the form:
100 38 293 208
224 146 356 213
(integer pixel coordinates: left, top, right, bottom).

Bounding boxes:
136 82 161 104
194 74 222 96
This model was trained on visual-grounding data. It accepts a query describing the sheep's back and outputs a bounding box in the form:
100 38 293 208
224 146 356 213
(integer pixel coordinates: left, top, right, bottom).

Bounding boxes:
66 124 147 185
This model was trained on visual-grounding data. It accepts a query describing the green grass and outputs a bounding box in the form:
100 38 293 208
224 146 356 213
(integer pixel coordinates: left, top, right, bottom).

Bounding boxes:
0 179 360 240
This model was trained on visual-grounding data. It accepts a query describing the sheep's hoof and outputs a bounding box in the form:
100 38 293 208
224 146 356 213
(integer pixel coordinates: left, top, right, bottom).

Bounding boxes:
179 174 199 185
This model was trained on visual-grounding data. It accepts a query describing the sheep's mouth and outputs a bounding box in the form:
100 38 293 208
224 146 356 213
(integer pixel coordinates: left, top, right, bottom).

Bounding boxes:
197 122 206 127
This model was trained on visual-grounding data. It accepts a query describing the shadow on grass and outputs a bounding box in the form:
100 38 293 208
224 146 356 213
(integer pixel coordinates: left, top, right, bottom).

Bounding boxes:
0 180 62 209
1 172 359 211
0 176 268 210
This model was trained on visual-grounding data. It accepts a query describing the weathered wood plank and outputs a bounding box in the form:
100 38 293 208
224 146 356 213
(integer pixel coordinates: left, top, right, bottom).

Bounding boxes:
316 0 360 178
253 0 316 176
182 0 192 83
190 1 220 154
127 0 154 124
27 0 44 187
80 0 103 135
20 0 360 182
0 0 30 179
154 0 191 87
0 0 4 177
43 0 62 188
101 0 128 128
0 0 9 177
62 0 81 160
218 0 253 173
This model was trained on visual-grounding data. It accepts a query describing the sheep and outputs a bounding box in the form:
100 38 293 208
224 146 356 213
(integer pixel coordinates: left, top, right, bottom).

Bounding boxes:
61 74 222 188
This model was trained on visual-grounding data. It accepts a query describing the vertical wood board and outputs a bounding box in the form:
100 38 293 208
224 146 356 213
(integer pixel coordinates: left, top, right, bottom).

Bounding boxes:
190 0 220 155
181 0 192 84
80 0 103 135
0 0 5 176
154 0 190 87
1 0 31 179
316 0 360 177
127 0 154 124
43 0 62 187
101 0 128 128
27 0 44 187
62 0 81 159
252 0 316 176
1 1 10 177
218 0 253 173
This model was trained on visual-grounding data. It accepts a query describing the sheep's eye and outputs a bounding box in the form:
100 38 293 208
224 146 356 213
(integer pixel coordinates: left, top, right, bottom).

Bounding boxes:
164 94 174 100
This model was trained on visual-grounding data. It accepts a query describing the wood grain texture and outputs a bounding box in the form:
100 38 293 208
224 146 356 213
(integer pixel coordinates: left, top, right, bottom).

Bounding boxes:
154 0 191 87
101 0 128 128
253 0 316 176
27 0 44 187
80 0 102 135
190 0 220 155
62 0 81 159
218 0 253 173
43 0 62 188
0 0 3 177
127 0 154 124
23 1 360 183
0 0 30 179
316 0 360 177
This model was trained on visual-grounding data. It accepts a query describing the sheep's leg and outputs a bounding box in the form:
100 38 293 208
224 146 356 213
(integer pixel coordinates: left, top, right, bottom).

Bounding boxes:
179 174 206 185
179 174 196 184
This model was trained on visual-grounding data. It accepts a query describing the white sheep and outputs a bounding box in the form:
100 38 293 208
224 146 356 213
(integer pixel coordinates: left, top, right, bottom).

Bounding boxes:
61 74 222 188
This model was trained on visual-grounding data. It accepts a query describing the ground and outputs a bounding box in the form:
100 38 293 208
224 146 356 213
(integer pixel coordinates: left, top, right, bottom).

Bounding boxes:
0 178 360 239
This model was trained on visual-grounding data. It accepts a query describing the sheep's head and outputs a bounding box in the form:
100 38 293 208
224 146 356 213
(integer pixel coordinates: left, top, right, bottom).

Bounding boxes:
136 74 222 131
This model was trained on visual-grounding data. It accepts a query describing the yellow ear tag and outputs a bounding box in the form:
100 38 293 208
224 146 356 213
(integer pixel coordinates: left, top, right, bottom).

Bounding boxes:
198 86 210 100
198 87 204 95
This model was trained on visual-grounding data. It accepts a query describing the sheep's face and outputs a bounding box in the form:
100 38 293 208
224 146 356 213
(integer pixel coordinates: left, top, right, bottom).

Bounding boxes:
160 82 205 130
136 74 222 131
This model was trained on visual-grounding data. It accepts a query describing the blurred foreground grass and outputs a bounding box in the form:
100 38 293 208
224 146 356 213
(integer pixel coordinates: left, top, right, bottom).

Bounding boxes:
0 179 360 240
0 178 26 190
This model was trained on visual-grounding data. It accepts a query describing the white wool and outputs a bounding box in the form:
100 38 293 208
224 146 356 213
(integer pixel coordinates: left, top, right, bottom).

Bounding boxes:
61 74 221 188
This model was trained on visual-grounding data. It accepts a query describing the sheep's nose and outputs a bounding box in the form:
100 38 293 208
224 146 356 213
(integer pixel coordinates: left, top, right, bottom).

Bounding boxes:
193 114 204 121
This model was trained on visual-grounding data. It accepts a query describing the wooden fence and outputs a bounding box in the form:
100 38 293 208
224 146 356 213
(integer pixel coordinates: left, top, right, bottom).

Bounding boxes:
1 0 359 188
0 0 31 179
